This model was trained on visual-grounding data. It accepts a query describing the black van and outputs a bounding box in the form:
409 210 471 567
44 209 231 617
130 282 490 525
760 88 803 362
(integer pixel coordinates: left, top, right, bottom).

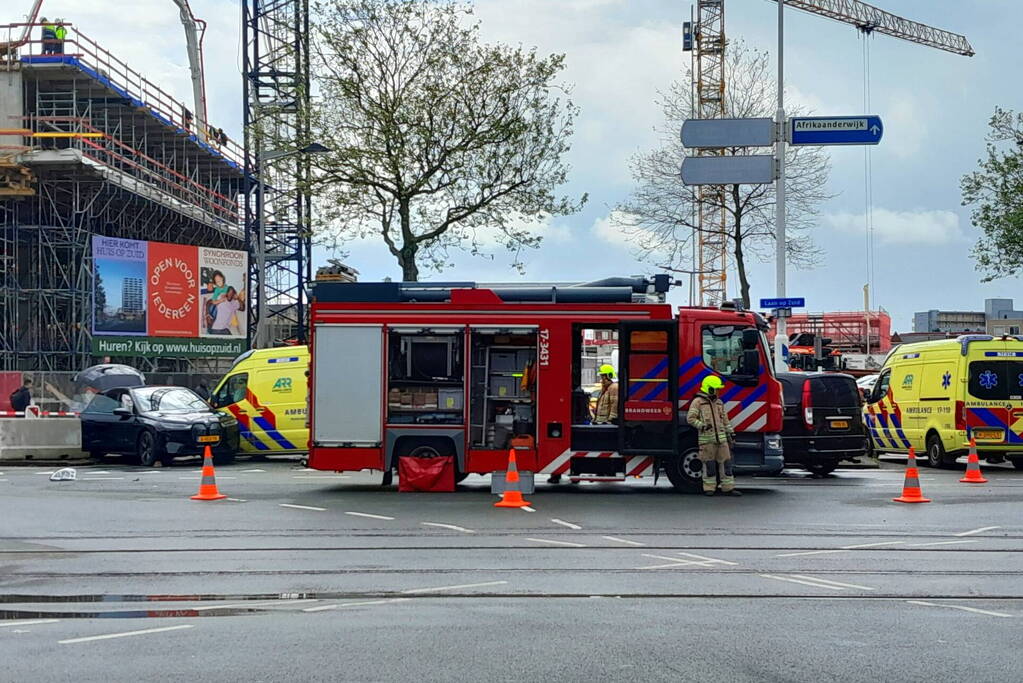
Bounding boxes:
777 372 867 475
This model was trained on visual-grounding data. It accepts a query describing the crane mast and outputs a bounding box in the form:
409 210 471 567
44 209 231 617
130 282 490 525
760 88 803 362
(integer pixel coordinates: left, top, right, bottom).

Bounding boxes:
170 0 208 136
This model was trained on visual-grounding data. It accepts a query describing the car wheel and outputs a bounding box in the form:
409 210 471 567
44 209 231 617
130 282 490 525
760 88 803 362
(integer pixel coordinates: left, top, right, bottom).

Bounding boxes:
136 431 163 467
804 462 838 477
664 447 702 493
1010 457 1023 471
926 433 953 469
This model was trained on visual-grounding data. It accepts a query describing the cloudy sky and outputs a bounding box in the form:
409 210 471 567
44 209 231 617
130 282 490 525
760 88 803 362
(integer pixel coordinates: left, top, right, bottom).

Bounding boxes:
24 0 1022 330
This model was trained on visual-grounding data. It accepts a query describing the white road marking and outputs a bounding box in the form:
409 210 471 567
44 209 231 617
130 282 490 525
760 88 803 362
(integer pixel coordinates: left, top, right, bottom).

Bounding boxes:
82 477 125 481
775 549 848 558
525 537 587 548
759 574 847 591
788 575 875 591
0 619 60 628
193 598 317 611
279 503 327 512
303 598 410 613
59 624 194 644
401 581 508 594
226 498 247 502
520 506 536 513
907 601 1012 618
345 511 395 521
601 536 645 547
35 471 55 475
910 540 979 548
550 518 582 530
0 479 8 482
88 471 111 474
636 552 737 570
840 541 906 549
293 475 351 480
955 526 1001 537
242 469 266 473
421 522 475 533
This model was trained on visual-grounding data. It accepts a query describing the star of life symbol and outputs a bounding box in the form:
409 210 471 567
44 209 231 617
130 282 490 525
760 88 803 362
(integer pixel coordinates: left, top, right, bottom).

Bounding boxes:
979 370 998 390
941 371 952 389
1018 373 1023 388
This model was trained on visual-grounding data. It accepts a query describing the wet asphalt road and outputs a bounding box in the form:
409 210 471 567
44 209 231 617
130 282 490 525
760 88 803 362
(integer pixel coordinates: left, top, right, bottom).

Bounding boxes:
1 457 1021 682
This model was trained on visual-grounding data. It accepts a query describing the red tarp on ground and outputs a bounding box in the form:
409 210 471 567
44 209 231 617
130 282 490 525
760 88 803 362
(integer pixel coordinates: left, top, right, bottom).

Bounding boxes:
398 456 455 492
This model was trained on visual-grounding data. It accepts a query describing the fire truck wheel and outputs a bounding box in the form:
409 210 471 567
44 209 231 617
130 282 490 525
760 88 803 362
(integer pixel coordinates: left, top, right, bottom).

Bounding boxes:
664 448 702 493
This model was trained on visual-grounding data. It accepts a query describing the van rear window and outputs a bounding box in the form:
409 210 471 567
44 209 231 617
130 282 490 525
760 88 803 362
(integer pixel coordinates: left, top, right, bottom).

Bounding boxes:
968 361 1023 401
809 376 859 408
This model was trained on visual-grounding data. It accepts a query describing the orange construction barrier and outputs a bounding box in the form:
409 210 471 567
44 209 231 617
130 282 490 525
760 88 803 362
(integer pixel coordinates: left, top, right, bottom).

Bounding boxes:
190 446 227 501
893 447 931 504
494 448 531 509
960 437 988 483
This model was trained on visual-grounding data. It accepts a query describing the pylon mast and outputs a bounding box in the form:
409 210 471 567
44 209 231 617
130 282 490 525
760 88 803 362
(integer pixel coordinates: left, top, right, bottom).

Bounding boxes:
692 0 728 306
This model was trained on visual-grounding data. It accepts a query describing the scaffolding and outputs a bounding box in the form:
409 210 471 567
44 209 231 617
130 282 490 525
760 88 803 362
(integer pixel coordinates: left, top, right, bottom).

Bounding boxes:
243 0 313 346
0 23 245 372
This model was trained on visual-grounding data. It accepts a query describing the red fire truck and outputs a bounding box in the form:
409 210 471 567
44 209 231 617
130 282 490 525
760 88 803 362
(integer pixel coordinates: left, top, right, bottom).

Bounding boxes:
307 276 784 491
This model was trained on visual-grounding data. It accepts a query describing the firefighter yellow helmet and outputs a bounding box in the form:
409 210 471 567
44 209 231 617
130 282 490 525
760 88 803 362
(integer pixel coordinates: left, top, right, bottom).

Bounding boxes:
701 375 724 393
598 364 616 378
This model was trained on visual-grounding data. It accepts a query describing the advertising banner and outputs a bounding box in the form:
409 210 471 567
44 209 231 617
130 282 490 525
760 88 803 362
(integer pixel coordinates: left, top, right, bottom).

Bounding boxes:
93 236 148 336
199 247 248 338
92 237 248 356
148 242 199 337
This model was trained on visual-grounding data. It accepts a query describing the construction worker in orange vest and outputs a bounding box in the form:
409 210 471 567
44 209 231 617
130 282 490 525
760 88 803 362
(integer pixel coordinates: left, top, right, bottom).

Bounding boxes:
687 375 741 496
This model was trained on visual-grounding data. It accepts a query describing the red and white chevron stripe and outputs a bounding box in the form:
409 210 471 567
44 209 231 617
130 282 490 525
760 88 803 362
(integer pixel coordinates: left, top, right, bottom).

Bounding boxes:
538 450 655 477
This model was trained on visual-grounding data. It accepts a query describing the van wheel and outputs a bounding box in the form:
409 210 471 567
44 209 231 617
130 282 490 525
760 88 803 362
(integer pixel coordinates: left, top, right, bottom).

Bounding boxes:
804 462 838 477
664 448 702 493
926 434 954 469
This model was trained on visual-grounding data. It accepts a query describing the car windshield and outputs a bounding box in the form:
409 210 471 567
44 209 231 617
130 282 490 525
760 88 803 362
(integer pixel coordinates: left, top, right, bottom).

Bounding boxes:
132 387 209 414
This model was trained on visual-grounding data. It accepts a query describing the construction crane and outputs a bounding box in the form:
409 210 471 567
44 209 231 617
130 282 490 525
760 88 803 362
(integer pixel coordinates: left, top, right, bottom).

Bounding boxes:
169 0 208 136
688 1 728 307
772 0 973 56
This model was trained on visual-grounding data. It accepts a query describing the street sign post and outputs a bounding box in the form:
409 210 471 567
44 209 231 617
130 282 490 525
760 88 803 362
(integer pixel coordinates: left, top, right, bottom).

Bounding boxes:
681 118 775 149
760 297 805 309
680 155 775 186
789 115 883 146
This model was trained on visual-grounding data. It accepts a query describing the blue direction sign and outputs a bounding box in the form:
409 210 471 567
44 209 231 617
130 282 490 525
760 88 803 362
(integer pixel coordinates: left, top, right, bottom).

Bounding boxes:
760 297 805 309
789 115 883 146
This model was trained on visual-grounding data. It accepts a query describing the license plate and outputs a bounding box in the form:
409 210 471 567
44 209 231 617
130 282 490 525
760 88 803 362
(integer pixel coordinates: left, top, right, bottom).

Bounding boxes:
829 420 849 429
973 428 1003 441
198 435 220 443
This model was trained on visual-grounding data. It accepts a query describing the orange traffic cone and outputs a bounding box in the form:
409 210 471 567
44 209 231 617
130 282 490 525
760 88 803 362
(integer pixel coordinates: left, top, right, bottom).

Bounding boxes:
494 448 531 509
191 446 226 501
893 447 930 504
960 437 988 483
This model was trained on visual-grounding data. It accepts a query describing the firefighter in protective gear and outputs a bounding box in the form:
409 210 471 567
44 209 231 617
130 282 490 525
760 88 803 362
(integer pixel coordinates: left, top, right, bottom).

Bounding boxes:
592 364 619 424
687 375 741 496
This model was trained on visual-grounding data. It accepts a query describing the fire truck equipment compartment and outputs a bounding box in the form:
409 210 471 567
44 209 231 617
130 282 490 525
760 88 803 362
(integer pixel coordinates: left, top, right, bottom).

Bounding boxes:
398 455 456 492
313 324 383 446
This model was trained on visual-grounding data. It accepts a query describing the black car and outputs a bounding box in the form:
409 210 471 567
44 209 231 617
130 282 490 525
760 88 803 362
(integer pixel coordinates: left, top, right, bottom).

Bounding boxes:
777 372 867 476
81 386 239 466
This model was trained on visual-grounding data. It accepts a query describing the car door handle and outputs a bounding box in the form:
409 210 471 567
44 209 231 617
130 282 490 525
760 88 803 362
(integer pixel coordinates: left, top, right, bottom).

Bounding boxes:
255 406 267 413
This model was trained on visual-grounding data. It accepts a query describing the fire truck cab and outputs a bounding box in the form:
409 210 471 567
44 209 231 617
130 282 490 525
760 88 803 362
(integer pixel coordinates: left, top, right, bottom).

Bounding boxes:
307 276 783 492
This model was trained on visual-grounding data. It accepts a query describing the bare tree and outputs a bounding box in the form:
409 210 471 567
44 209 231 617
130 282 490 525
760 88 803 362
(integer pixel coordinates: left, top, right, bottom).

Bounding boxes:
613 41 832 307
307 0 585 281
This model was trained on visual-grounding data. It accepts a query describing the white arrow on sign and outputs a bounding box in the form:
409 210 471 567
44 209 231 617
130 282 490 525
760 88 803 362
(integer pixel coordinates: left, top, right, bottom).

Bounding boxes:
680 155 775 186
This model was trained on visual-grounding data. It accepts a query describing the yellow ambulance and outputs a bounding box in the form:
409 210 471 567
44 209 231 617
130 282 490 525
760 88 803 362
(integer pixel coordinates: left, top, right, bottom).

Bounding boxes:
210 346 310 454
863 334 1023 469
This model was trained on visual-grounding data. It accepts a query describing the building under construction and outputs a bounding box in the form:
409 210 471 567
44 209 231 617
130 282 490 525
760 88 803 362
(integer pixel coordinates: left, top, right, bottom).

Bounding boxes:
0 22 245 373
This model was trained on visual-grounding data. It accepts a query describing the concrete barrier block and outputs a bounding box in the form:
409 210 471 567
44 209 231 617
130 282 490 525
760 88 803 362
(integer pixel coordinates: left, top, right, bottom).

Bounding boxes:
0 417 88 461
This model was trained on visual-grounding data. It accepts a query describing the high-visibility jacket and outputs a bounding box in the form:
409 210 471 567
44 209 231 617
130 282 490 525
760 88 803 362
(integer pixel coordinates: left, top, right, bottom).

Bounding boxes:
686 392 735 445
55 26 67 40
42 24 57 39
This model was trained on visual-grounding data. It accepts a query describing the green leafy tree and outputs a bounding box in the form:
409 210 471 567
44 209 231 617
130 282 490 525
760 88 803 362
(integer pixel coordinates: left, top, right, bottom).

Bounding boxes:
308 0 585 281
962 107 1023 281
94 270 108 320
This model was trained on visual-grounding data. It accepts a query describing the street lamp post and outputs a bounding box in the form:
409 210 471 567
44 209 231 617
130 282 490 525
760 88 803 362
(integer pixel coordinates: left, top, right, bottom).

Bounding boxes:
773 0 788 373
254 142 329 349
